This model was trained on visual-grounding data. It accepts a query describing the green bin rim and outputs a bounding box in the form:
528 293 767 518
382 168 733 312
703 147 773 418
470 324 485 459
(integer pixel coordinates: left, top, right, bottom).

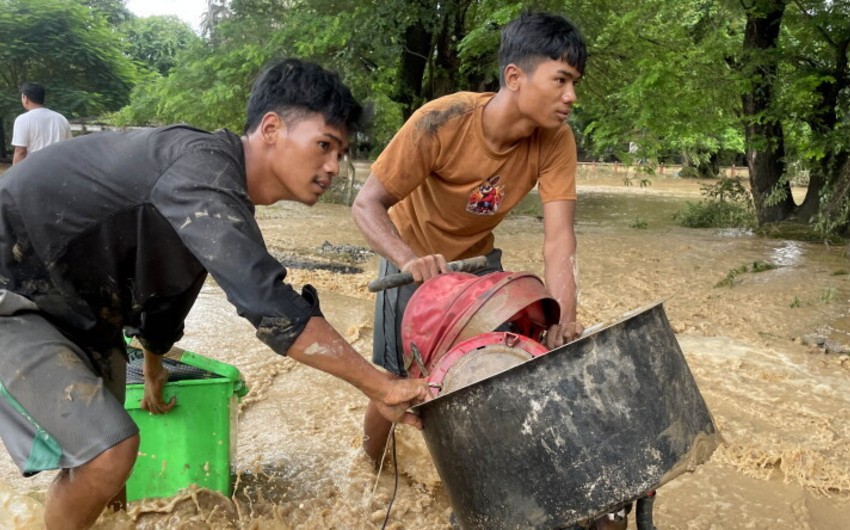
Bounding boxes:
124 336 248 398
177 350 248 398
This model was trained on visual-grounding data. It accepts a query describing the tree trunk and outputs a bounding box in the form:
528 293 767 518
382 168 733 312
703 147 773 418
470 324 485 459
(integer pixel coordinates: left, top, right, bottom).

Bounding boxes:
397 21 432 120
819 156 850 236
428 1 474 99
681 151 720 178
740 0 794 224
697 151 720 178
796 36 849 222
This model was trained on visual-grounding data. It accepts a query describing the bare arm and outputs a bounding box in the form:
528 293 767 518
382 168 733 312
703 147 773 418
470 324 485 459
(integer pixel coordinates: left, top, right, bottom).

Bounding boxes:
12 146 27 165
352 173 447 281
287 316 430 427
542 200 583 348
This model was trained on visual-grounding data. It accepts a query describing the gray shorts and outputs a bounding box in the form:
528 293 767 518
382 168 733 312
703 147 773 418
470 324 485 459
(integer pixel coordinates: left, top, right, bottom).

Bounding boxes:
372 249 503 376
0 290 138 476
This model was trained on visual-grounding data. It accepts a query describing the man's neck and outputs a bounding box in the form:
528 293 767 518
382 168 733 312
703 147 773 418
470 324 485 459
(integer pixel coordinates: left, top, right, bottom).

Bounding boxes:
481 90 537 152
241 133 282 206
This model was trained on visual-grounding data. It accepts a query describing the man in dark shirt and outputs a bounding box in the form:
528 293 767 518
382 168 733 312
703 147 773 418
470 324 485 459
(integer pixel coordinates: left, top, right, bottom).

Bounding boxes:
0 58 428 529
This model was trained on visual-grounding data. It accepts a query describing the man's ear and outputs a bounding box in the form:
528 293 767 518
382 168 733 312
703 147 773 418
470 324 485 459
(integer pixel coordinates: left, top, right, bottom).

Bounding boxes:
259 112 285 144
503 64 523 92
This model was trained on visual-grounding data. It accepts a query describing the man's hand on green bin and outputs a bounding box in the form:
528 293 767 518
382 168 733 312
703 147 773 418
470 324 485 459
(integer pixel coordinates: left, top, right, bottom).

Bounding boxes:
141 348 176 414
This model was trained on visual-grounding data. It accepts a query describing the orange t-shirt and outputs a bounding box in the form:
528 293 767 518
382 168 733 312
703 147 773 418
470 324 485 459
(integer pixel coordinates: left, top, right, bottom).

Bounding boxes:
372 92 577 261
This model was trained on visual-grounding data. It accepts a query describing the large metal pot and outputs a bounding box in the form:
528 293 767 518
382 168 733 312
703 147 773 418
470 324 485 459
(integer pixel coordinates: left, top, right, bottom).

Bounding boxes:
415 301 719 530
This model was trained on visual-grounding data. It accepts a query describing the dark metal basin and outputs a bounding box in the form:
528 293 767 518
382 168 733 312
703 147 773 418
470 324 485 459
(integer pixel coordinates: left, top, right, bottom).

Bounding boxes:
415 302 719 530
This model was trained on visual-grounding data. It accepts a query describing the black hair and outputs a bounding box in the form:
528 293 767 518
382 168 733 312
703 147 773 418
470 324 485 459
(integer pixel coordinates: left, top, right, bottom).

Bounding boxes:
20 82 46 105
243 58 363 135
499 12 587 86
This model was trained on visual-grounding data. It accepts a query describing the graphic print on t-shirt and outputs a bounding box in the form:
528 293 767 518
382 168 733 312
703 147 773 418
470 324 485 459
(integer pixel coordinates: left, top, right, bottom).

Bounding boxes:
466 175 504 215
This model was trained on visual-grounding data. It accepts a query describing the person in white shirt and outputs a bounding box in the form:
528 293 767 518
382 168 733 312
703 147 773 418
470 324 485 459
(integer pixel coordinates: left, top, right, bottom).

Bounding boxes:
11 82 72 165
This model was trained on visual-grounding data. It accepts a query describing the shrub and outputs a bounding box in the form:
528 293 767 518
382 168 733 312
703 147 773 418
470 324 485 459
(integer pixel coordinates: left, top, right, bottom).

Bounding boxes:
675 177 757 229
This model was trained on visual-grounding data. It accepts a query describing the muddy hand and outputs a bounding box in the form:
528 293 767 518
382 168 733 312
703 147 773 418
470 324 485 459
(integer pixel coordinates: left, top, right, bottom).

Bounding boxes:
374 377 431 429
402 254 449 283
141 351 176 414
544 321 585 349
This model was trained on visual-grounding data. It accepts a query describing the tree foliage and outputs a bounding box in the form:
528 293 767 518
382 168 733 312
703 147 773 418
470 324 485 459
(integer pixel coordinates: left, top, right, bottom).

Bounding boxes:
111 6 280 131
0 0 842 234
103 0 850 236
739 0 794 224
781 0 850 235
0 0 142 157
572 0 744 172
0 0 138 118
729 0 849 233
80 0 133 26
123 15 200 76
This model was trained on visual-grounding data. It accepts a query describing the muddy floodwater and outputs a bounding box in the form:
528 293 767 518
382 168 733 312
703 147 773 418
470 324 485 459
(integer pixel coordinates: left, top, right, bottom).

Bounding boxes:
1 171 849 529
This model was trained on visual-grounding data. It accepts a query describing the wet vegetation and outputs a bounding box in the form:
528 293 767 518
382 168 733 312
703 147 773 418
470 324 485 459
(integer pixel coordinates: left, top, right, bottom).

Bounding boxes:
629 217 648 229
675 177 757 230
715 260 778 288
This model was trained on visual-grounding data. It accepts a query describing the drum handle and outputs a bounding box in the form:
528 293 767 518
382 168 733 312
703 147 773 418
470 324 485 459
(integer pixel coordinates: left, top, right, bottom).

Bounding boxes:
367 256 489 292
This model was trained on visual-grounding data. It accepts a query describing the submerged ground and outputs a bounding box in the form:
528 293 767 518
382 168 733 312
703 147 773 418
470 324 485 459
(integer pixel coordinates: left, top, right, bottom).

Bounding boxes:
1 166 849 529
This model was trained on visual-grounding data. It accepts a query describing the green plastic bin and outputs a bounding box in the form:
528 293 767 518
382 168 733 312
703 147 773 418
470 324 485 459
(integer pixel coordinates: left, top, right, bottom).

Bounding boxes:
124 349 248 502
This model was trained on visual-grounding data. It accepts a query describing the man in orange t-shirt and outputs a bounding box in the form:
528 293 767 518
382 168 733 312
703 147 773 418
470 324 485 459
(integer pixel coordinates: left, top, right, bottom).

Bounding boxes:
353 11 587 462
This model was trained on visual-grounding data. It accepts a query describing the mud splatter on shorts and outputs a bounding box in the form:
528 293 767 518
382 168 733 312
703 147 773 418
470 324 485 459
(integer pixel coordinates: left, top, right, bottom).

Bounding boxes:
0 290 138 476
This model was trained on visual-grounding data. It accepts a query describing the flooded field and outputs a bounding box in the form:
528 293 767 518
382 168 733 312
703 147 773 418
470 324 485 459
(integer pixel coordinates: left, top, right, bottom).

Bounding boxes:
1 171 849 529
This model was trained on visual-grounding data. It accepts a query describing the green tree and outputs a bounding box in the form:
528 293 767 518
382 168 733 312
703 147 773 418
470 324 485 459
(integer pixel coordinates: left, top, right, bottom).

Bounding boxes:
563 0 744 172
739 0 792 224
80 0 133 26
112 0 848 236
202 0 231 38
262 0 481 120
0 0 139 154
123 16 200 76
113 16 272 131
556 0 847 235
734 0 849 234
781 0 850 235
119 0 480 148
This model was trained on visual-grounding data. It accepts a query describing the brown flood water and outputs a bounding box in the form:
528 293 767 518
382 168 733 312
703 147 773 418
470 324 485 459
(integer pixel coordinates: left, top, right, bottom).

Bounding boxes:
1 173 849 529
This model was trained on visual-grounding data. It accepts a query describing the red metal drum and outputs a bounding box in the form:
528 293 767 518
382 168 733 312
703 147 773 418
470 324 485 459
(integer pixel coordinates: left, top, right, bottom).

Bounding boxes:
426 332 549 396
400 271 560 395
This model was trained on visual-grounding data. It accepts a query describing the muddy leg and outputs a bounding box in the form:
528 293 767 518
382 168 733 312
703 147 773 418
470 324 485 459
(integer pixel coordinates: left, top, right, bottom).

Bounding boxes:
44 434 139 530
363 400 393 464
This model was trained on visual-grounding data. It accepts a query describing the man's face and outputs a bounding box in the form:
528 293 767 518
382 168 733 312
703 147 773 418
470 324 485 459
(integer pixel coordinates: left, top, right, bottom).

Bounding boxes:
516 59 581 130
268 114 350 206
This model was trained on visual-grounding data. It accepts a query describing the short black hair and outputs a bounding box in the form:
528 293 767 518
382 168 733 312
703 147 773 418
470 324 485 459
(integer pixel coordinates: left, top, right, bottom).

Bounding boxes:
499 12 587 86
244 58 363 135
20 82 46 105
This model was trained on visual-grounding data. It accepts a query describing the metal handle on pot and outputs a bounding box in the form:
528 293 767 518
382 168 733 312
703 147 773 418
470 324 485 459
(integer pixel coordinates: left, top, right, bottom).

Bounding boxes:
368 256 489 292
